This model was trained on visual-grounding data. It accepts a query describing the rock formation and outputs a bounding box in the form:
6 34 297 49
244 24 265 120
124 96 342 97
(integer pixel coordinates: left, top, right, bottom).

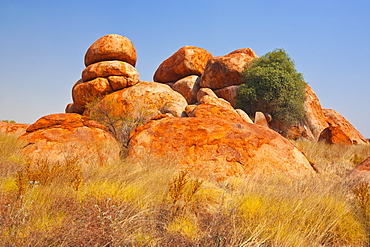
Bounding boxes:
200 48 258 90
323 109 368 145
128 116 316 181
84 34 137 67
87 81 188 119
68 34 140 113
0 122 30 137
172 76 200 104
18 33 367 181
20 113 120 166
153 46 213 83
318 125 353 145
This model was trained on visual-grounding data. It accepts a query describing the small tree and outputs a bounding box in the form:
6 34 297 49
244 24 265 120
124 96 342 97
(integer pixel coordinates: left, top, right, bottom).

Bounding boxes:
237 49 306 127
85 96 152 157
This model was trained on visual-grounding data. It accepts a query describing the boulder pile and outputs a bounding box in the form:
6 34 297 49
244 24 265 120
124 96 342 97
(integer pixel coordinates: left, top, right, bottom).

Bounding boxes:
68 34 139 114
4 33 367 181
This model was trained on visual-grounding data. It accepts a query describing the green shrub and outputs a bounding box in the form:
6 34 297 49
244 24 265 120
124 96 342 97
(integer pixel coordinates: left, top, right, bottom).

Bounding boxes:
237 48 306 127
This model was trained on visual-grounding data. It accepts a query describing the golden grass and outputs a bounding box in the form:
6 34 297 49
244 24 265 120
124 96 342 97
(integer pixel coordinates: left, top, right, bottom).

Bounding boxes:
1 133 370 246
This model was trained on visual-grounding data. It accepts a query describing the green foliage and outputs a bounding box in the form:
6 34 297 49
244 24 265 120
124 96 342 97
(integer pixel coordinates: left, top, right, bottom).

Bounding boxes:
1 120 16 123
237 48 306 127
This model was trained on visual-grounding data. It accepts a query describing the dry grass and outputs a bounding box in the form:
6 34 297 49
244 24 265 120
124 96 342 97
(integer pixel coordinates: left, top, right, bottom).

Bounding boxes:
1 133 370 246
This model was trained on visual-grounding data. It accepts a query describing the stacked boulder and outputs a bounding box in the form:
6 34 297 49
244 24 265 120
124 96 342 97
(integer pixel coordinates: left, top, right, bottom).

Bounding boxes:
67 34 139 114
153 46 258 120
67 34 188 119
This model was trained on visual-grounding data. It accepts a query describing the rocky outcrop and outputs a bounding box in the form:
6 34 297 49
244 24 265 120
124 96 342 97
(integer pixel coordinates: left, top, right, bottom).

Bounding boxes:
68 34 139 113
318 125 353 145
20 114 120 166
200 48 258 90
172 76 200 104
323 109 368 145
84 34 137 67
0 122 30 137
153 46 213 83
128 116 316 180
86 81 188 119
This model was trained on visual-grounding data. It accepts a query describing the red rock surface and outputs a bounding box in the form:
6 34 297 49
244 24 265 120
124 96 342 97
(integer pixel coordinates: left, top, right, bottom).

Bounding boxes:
254 112 269 128
214 85 239 108
323 109 368 145
72 78 113 107
0 122 30 137
20 114 120 166
200 48 258 90
172 75 200 104
303 84 329 139
153 46 213 83
235 109 253 123
82 60 139 83
84 34 137 67
349 157 370 184
86 81 188 119
128 117 316 180
189 95 244 123
65 103 84 114
196 88 217 102
318 125 353 145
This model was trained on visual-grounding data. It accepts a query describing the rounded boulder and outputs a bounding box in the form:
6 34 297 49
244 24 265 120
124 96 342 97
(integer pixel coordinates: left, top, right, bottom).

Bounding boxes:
153 46 212 83
84 34 137 67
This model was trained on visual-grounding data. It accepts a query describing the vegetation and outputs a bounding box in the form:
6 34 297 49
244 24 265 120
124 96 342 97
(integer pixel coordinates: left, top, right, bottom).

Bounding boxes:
85 96 153 157
1 133 370 246
237 49 306 127
1 120 16 123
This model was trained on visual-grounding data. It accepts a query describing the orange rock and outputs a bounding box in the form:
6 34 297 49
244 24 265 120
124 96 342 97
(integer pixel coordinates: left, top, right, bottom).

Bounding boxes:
153 46 213 83
318 125 353 145
349 157 370 184
86 81 188 119
128 117 316 180
254 112 269 128
20 113 120 166
196 88 217 102
172 75 200 104
190 95 244 123
228 48 258 57
214 85 239 108
185 105 198 117
82 60 139 83
107 75 137 91
84 34 137 67
65 103 84 114
200 49 258 90
0 122 30 137
323 109 368 144
72 78 113 107
235 109 253 124
303 84 329 139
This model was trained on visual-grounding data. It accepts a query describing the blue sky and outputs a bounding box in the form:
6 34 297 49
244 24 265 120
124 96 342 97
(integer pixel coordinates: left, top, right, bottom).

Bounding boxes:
1 0 369 137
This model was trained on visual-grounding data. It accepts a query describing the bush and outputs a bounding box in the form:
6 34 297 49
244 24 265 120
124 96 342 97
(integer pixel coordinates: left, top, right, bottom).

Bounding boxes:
237 49 306 127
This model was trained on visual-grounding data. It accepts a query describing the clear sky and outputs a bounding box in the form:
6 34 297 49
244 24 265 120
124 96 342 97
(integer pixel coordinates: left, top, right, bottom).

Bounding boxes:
1 0 369 137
